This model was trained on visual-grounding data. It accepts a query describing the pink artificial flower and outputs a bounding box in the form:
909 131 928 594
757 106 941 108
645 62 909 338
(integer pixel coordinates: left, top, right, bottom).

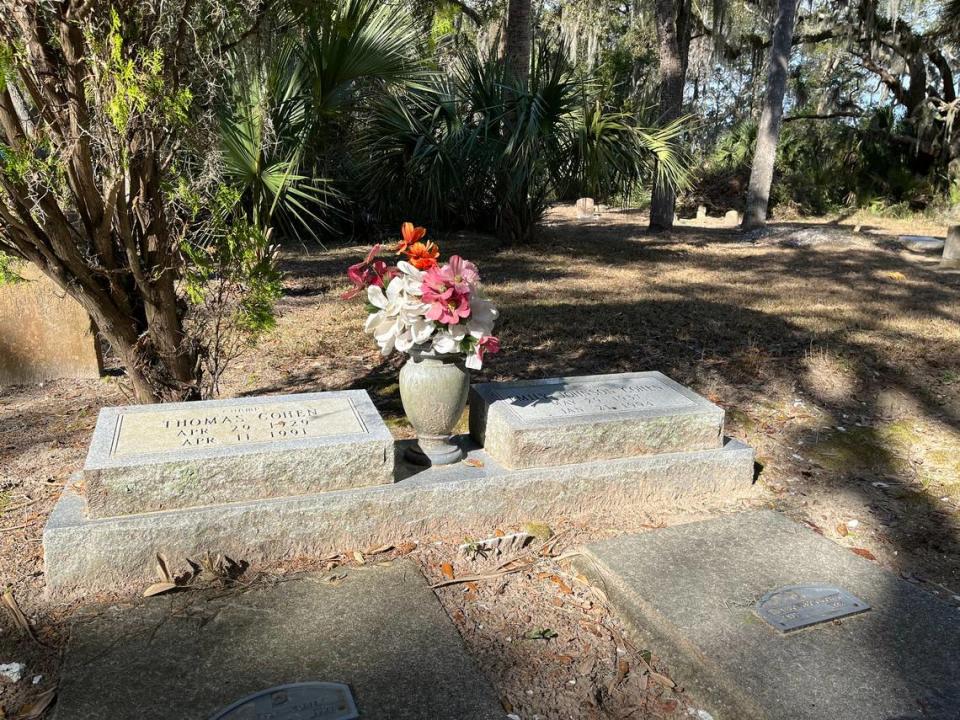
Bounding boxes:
447 255 479 292
467 335 500 369
421 265 455 304
425 290 472 325
342 244 397 299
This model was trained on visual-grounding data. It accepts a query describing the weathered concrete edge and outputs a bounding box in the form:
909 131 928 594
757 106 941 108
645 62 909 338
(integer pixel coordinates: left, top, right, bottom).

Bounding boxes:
84 389 392 471
45 439 755 596
573 544 767 720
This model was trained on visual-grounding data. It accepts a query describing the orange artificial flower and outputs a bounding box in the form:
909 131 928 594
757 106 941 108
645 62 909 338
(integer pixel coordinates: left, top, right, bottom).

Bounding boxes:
404 241 440 270
396 221 427 253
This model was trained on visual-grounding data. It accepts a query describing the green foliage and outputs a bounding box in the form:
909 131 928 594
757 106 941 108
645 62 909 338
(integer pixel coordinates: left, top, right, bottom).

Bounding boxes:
358 44 688 238
96 10 192 138
182 189 282 334
216 0 420 243
694 106 953 216
0 251 21 286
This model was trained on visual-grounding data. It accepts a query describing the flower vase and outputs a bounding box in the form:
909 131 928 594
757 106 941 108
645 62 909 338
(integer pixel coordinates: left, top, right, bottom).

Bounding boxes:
399 345 470 466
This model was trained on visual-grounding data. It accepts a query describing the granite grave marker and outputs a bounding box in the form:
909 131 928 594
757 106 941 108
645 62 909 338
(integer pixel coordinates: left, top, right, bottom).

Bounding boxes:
84 390 393 517
470 371 725 468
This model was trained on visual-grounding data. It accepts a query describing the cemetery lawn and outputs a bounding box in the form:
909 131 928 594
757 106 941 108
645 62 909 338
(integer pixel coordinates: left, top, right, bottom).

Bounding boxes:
2 207 960 717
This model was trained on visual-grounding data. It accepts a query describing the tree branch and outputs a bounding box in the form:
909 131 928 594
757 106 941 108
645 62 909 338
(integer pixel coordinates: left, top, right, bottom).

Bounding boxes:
445 0 482 26
783 111 863 122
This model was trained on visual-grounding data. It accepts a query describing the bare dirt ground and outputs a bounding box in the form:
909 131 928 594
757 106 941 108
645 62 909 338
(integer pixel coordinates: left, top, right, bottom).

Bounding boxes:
1 207 959 718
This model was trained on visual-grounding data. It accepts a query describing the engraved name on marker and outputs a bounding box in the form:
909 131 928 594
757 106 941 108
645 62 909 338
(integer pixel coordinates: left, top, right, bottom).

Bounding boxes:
110 398 367 458
493 378 696 421
756 584 870 632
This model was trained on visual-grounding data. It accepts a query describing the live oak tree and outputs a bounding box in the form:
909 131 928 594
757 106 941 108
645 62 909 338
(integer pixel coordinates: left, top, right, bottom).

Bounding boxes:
649 0 692 231
742 0 798 228
0 1 266 403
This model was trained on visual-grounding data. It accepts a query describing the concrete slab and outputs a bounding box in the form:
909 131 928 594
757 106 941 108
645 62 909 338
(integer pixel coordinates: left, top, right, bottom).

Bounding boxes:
469 372 724 469
52 561 503 720
84 391 393 517
44 438 755 595
575 510 960 720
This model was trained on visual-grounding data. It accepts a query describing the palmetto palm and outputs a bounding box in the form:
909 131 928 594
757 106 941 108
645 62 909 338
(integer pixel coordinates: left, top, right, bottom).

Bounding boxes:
359 43 690 238
218 0 421 243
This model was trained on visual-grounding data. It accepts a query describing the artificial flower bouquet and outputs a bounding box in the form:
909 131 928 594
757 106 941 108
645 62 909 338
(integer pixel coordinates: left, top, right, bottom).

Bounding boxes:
343 223 500 370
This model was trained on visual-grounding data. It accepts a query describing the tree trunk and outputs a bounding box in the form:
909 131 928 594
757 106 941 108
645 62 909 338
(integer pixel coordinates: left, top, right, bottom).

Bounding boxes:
742 0 798 229
504 0 532 85
649 0 690 232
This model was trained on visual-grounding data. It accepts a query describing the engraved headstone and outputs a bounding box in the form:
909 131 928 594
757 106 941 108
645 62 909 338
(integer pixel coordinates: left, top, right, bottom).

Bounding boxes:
943 225 960 268
0 263 102 386
755 584 870 632
84 390 394 517
723 209 739 225
696 205 707 219
469 371 724 469
575 197 595 219
209 682 358 720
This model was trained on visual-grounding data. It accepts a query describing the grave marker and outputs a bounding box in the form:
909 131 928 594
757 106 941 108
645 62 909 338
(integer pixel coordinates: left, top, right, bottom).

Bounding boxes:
755 584 870 632
0 263 102 386
84 390 393 517
576 511 960 720
470 371 724 468
210 682 359 720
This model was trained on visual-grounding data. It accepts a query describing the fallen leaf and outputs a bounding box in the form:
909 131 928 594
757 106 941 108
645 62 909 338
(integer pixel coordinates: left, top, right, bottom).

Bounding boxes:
440 562 455 580
616 659 630 684
549 575 573 595
2 588 37 643
396 541 418 555
352 550 365 565
143 582 178 598
463 458 484 468
650 671 676 689
836 523 849 537
155 553 172 583
522 521 553 541
851 547 877 561
365 543 394 555
16 687 56 719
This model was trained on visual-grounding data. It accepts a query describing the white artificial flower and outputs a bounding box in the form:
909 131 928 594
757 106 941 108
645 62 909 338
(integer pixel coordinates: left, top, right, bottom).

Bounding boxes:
431 324 467 354
467 296 498 338
364 274 435 355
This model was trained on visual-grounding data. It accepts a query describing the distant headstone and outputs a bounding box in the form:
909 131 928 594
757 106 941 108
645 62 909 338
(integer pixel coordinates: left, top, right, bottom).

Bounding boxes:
696 205 707 219
898 235 945 252
83 390 394 517
575 197 595 219
723 210 739 225
210 682 358 720
576 511 960 720
469 371 724 469
0 263 102 385
943 225 960 268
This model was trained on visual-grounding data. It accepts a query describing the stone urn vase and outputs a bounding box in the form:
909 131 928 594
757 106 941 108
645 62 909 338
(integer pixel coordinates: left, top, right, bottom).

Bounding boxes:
399 345 469 466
